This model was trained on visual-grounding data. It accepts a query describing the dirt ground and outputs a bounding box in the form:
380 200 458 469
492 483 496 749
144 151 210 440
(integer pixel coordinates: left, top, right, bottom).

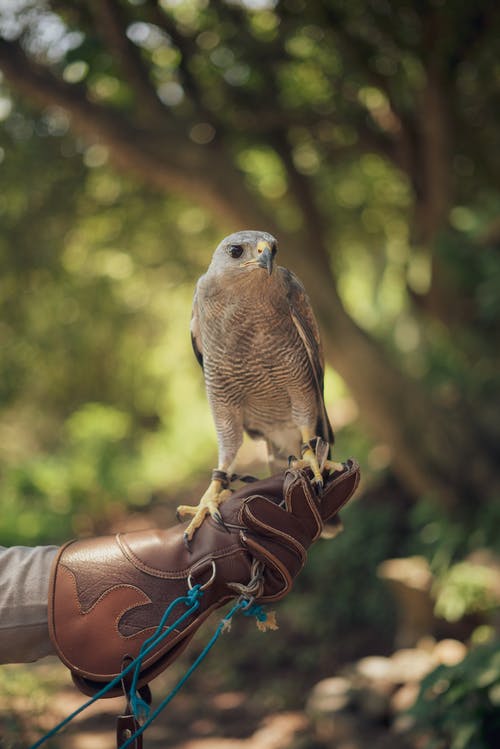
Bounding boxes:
0 655 313 749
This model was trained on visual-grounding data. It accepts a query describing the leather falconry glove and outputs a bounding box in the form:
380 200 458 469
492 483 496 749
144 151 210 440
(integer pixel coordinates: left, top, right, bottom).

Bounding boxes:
49 458 360 698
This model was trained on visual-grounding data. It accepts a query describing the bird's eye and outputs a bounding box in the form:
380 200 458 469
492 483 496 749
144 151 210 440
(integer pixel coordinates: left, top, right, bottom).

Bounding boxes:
228 244 244 259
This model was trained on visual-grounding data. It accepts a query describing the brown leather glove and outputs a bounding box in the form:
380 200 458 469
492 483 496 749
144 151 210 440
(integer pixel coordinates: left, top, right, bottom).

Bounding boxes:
49 460 359 697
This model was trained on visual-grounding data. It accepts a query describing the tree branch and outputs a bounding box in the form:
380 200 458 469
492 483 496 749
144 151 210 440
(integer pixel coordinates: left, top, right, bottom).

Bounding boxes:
271 135 333 269
447 5 500 77
0 37 260 228
89 0 167 122
412 9 453 245
316 5 424 191
143 0 214 122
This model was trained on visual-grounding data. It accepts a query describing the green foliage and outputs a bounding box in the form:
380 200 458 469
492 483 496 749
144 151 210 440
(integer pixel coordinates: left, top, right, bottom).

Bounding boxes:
434 563 499 623
0 111 221 543
409 642 500 749
0 403 139 543
408 498 500 624
0 662 66 747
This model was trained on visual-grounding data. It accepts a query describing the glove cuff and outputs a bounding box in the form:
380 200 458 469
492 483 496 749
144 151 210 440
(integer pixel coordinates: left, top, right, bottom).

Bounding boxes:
48 526 250 696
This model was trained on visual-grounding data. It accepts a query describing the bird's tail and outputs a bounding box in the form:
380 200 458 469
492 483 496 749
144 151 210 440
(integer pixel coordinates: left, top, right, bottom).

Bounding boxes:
316 399 334 454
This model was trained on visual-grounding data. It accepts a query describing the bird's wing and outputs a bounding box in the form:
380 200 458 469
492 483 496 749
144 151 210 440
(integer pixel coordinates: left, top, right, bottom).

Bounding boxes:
283 268 334 445
190 280 204 369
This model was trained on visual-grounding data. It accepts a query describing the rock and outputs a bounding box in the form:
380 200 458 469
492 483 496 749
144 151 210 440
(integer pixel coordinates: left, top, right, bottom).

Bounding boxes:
355 686 391 720
355 656 395 683
390 682 420 714
377 557 435 648
348 657 395 719
378 557 433 592
312 712 360 745
432 638 467 666
306 676 352 715
389 648 436 683
306 636 471 749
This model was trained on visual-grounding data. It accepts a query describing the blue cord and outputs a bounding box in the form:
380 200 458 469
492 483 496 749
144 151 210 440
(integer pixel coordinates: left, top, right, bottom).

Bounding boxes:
243 603 268 623
129 584 202 721
29 586 203 749
119 598 248 749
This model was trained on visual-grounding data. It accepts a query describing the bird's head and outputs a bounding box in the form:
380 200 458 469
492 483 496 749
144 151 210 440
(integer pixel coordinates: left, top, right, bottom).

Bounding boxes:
209 230 278 278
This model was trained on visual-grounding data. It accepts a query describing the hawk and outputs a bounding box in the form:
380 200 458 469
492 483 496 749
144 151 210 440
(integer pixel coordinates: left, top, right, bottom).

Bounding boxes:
177 230 342 544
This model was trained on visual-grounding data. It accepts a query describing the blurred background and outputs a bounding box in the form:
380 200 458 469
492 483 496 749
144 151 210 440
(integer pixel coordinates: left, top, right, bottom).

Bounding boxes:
0 1 499 747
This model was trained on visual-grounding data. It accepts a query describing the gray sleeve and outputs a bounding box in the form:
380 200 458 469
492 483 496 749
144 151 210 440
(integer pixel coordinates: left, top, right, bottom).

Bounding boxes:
0 545 58 663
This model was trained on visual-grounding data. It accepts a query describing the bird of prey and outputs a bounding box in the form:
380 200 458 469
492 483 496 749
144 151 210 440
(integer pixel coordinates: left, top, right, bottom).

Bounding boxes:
177 230 342 544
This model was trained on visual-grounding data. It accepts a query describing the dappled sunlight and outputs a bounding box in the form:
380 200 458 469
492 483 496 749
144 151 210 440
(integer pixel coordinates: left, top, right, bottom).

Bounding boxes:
177 712 309 749
0 2 499 748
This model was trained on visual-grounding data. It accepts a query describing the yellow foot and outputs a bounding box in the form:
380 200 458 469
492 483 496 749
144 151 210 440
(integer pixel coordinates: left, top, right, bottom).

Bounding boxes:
291 436 344 488
177 478 232 549
324 458 344 473
293 443 324 486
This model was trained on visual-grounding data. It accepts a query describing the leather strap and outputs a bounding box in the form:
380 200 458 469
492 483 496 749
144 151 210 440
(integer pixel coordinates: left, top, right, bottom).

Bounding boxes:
116 656 151 748
116 714 142 749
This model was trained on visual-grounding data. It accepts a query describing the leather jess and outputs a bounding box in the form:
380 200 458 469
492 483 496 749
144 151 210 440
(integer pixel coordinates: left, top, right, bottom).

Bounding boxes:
49 461 360 697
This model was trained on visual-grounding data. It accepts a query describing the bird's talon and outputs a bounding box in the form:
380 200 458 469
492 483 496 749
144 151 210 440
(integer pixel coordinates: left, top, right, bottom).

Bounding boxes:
325 460 344 474
177 480 232 545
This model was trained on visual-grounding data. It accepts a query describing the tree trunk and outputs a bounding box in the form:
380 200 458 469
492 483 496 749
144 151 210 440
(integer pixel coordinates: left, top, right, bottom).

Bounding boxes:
281 234 500 509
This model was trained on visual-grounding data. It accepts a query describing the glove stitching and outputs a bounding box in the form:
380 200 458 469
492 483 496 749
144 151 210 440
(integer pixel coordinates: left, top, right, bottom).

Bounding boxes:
320 464 360 515
117 535 243 578
52 568 158 679
285 475 323 542
324 460 359 491
59 563 151 618
242 504 307 563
